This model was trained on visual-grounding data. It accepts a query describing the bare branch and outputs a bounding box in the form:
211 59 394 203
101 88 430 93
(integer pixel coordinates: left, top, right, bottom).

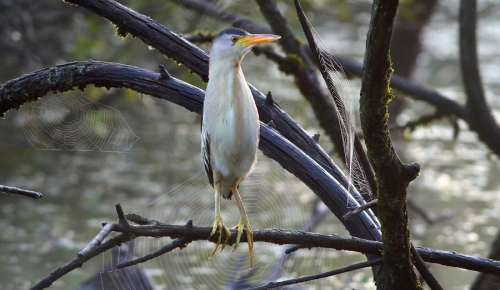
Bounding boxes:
78 222 117 257
0 60 381 242
0 185 43 199
293 0 377 200
30 233 131 290
249 258 383 290
117 237 191 269
459 0 500 156
343 199 378 220
116 219 194 269
359 0 423 286
411 244 443 290
120 214 500 277
30 207 500 290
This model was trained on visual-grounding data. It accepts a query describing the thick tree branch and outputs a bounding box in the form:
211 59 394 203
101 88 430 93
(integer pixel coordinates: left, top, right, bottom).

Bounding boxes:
172 0 472 125
171 1 500 163
64 0 210 81
32 209 500 289
121 218 497 276
360 0 422 288
0 59 381 248
61 0 373 203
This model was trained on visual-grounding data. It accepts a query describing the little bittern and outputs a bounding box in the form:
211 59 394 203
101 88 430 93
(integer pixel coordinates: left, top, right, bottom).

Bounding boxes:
201 28 280 265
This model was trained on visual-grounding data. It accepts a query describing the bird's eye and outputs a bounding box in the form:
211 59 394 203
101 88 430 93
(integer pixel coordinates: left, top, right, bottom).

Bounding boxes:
230 36 238 43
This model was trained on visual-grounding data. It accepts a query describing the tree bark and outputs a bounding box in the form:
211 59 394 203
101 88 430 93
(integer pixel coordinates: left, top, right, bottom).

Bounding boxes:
360 0 422 288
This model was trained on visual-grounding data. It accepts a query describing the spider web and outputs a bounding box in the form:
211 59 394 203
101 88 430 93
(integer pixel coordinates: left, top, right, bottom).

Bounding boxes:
81 154 373 290
21 93 139 152
75 2 374 288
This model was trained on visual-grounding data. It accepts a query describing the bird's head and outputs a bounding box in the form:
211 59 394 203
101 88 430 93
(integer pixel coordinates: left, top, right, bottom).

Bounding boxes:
209 28 281 64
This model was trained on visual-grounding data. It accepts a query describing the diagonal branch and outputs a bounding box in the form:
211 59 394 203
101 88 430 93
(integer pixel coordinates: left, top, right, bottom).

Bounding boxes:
31 232 131 290
248 258 383 290
293 0 376 202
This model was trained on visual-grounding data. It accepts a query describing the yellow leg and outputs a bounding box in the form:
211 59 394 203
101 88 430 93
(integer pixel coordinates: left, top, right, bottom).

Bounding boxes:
209 183 231 259
231 185 254 267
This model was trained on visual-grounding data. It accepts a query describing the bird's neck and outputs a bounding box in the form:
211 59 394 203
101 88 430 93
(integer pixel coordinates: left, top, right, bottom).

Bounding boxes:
209 55 243 77
208 57 248 98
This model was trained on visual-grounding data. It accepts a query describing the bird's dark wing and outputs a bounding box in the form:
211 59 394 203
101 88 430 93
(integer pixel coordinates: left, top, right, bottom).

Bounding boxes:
201 125 214 188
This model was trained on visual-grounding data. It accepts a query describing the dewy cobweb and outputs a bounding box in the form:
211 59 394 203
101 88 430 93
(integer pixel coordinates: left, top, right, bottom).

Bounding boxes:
81 156 366 289
21 93 139 152
305 18 373 204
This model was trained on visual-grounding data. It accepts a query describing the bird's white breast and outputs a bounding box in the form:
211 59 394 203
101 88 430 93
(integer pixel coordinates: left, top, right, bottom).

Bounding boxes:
204 61 260 180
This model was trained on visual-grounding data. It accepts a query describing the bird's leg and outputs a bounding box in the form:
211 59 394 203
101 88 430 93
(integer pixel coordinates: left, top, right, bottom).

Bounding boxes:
209 183 231 259
231 185 254 266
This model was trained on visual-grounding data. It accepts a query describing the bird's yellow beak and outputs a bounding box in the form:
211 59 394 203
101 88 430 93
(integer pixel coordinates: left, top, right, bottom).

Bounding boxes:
237 34 281 46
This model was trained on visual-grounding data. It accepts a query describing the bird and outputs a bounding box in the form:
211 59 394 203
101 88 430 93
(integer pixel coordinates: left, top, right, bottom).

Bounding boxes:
202 28 280 266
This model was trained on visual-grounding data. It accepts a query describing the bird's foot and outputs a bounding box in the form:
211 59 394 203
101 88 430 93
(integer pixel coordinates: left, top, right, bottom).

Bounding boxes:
232 217 254 266
208 215 231 259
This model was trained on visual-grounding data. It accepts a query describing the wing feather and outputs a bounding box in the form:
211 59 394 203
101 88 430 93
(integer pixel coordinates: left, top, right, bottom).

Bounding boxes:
201 124 214 188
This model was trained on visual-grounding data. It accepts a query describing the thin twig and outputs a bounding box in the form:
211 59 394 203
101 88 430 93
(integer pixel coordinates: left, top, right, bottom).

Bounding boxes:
411 244 443 290
343 199 378 220
78 223 117 257
248 258 383 290
31 233 131 290
116 219 194 269
116 237 190 269
0 185 43 199
407 196 453 225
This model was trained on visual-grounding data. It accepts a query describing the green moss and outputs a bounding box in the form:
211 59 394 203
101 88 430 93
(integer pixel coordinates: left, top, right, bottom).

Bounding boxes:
47 68 61 86
114 25 130 39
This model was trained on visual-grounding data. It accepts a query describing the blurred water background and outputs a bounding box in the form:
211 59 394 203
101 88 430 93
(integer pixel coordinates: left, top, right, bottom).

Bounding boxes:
1 0 499 289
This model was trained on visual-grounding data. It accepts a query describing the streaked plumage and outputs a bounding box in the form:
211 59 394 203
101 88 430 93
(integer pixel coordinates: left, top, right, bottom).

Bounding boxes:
202 28 280 266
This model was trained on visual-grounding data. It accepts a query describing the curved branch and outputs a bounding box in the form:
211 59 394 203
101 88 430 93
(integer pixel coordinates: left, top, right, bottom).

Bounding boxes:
65 0 210 81
459 0 500 156
0 60 381 239
61 0 368 201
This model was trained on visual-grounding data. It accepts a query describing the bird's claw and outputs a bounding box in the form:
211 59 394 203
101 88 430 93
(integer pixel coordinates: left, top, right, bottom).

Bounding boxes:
232 218 254 266
209 215 231 259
